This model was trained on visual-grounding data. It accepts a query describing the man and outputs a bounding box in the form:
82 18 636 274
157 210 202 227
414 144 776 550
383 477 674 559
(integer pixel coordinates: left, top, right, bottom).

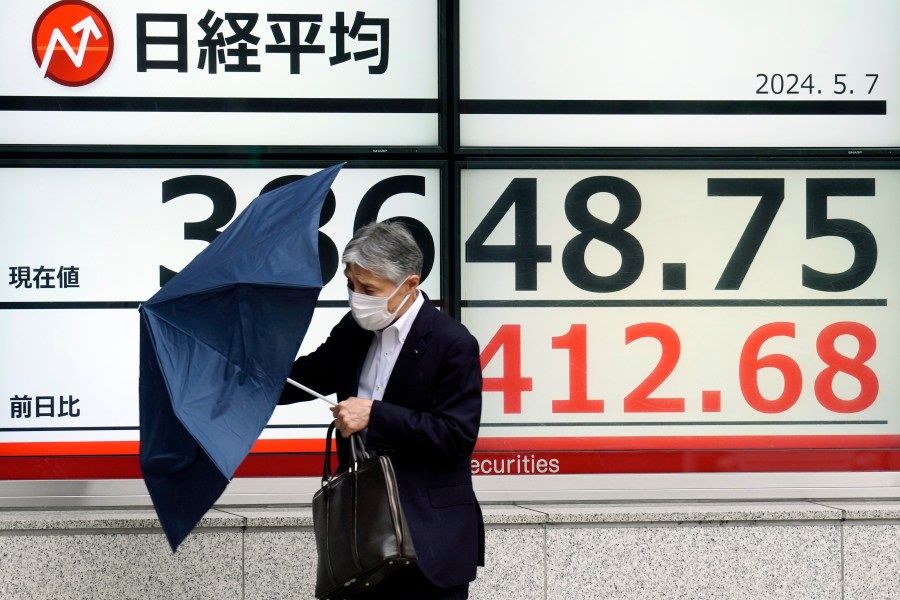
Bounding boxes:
280 221 484 599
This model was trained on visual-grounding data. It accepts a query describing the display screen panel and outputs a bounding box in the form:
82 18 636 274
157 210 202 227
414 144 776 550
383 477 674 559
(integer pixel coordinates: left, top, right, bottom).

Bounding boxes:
0 164 443 478
461 161 900 474
0 0 440 149
458 0 900 151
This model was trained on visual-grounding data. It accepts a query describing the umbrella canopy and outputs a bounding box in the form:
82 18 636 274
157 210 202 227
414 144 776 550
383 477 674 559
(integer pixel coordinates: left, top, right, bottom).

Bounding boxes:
139 163 342 551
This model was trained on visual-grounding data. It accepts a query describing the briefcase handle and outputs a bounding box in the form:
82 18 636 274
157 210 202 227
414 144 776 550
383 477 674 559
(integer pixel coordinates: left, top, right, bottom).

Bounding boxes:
322 420 371 487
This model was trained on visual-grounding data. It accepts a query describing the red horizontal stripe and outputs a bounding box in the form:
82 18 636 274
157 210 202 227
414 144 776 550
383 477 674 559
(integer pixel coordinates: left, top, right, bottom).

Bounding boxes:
2 448 899 480
4 435 896 458
0 441 140 457
474 434 900 451
0 438 334 457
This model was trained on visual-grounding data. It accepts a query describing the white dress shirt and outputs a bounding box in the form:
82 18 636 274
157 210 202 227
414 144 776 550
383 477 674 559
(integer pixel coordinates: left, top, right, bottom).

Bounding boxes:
357 290 425 401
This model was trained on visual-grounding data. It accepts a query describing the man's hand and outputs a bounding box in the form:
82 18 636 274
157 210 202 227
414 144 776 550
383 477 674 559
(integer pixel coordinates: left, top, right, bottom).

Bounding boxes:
332 397 373 437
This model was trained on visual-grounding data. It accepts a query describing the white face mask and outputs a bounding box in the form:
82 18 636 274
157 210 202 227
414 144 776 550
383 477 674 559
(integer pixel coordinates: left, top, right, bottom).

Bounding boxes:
348 279 413 331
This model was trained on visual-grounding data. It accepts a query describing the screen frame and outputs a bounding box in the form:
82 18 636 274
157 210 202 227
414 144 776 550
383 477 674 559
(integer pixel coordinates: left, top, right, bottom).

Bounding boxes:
3 0 900 508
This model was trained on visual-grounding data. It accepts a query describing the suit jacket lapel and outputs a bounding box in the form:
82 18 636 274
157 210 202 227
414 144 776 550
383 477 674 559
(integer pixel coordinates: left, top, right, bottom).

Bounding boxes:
383 295 434 399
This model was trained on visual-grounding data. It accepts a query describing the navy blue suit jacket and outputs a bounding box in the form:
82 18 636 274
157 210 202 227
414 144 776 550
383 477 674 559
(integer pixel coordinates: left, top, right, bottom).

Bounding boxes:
280 296 485 587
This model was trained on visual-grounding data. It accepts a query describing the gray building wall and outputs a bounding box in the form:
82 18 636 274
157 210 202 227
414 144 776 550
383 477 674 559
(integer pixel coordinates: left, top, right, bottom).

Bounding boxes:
3 501 900 599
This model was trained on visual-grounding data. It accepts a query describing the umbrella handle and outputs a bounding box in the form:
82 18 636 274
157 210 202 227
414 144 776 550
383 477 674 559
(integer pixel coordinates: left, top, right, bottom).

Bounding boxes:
286 378 337 406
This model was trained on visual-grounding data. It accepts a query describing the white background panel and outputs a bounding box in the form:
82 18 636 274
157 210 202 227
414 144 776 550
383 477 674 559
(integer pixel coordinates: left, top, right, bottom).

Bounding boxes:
459 0 900 148
1 167 441 302
461 166 900 446
1 309 139 440
4 0 437 98
466 306 899 439
0 1 439 146
460 168 900 300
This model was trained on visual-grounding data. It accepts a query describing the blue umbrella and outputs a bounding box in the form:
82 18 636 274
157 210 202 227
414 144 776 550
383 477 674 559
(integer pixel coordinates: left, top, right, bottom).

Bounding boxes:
139 163 342 551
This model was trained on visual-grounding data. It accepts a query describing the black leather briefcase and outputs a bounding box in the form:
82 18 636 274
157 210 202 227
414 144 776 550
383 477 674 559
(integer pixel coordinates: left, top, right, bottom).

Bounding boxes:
313 422 417 599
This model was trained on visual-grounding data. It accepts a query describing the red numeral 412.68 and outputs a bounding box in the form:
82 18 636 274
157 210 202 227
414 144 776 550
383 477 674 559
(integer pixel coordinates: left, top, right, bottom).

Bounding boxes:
479 321 878 415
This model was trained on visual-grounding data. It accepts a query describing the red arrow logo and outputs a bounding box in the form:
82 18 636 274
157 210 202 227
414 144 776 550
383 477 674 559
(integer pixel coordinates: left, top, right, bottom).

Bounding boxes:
32 1 114 87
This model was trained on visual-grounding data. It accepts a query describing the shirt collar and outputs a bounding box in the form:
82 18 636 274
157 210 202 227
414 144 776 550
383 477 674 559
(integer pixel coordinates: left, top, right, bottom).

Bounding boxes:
378 288 424 343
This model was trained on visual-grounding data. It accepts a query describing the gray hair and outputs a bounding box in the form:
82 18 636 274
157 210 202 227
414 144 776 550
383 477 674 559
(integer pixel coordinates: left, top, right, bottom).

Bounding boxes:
342 221 423 284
